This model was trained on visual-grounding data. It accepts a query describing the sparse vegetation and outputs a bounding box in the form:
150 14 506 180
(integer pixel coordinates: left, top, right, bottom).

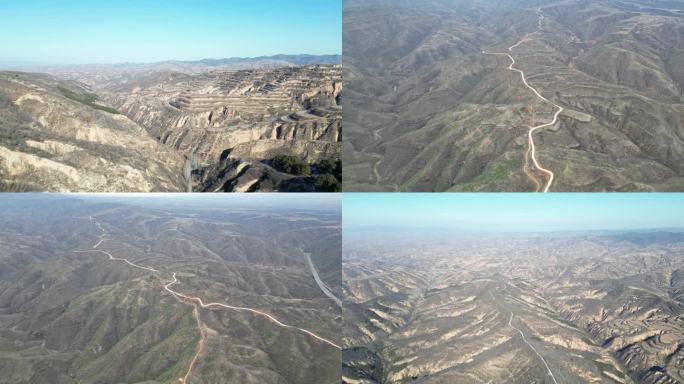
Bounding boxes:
344 227 684 383
2 62 340 193
314 173 341 192
0 74 186 191
0 195 341 383
314 158 342 192
344 0 684 191
452 160 519 192
595 361 625 379
57 86 120 114
272 154 310 175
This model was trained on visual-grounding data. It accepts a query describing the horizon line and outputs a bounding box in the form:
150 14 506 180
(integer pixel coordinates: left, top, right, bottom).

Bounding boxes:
0 53 342 68
342 225 684 234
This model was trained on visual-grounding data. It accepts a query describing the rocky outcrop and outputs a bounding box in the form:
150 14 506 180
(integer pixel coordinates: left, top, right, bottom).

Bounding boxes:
225 139 340 163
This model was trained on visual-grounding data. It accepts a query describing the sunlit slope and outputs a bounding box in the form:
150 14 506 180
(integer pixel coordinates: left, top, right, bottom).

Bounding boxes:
343 233 684 383
0 72 185 191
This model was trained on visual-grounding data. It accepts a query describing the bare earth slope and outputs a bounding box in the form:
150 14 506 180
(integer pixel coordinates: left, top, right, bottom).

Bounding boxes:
0 55 341 192
0 73 186 192
343 0 684 192
70 64 343 192
343 232 684 383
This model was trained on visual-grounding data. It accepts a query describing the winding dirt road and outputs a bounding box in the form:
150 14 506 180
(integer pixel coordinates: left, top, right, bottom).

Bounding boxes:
182 306 206 384
163 272 342 349
74 217 340 384
483 9 562 193
368 127 399 191
489 286 559 383
305 253 342 309
508 312 560 384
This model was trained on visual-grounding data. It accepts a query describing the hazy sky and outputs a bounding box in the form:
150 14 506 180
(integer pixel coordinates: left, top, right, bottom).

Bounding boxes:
343 193 684 232
0 0 341 64
75 192 341 211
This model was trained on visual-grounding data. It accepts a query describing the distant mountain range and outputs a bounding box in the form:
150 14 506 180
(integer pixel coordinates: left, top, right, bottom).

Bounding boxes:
183 54 341 66
0 54 341 73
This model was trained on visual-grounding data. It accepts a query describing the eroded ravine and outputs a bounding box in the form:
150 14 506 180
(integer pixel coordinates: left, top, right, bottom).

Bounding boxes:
483 8 562 193
74 217 341 383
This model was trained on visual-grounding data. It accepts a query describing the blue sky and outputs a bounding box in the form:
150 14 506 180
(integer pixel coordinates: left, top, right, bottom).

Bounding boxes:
0 0 341 64
343 193 684 232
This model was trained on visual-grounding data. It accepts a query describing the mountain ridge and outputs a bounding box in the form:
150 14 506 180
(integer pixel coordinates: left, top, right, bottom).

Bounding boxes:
0 54 342 73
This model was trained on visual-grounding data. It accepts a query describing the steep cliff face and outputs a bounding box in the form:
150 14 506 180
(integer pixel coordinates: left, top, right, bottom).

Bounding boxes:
96 65 342 165
0 72 186 192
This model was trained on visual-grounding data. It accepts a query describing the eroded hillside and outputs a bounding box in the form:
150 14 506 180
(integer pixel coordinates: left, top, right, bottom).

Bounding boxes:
344 0 684 192
343 233 684 383
0 194 342 383
0 57 342 192
0 73 186 191
75 64 343 192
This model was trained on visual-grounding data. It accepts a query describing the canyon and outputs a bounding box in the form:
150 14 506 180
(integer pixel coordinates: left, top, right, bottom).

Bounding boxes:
0 55 341 192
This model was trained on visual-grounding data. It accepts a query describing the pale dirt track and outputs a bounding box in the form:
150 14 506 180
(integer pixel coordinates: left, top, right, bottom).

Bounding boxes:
488 288 560 383
305 253 342 309
483 8 561 193
74 217 340 383
509 312 560 384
